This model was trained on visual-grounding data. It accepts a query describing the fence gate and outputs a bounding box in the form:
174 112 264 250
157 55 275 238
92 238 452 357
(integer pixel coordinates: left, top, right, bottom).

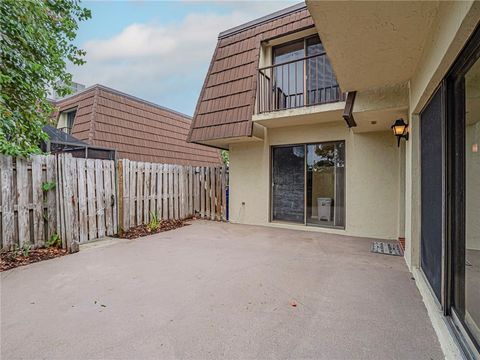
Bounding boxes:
56 154 117 252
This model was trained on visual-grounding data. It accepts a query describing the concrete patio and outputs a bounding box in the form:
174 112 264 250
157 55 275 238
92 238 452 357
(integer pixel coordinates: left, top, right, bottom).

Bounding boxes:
1 221 443 359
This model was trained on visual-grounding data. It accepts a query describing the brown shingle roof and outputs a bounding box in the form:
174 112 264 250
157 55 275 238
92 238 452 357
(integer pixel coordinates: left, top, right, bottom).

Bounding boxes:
188 4 314 145
53 85 221 166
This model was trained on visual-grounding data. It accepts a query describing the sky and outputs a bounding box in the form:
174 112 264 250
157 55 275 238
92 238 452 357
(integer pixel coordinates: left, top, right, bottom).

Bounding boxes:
68 0 299 116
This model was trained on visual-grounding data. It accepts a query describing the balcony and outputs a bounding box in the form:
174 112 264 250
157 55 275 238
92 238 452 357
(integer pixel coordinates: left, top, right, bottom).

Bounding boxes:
256 53 344 114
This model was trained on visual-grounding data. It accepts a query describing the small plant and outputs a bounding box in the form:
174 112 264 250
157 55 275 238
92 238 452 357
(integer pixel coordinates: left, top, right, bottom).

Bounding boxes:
7 245 20 261
21 243 31 257
147 212 160 232
42 181 56 192
46 233 61 248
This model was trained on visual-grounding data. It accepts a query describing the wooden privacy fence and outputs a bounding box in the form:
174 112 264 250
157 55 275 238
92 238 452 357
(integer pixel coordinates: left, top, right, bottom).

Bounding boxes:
1 154 227 252
0 154 117 252
0 155 57 250
118 159 228 231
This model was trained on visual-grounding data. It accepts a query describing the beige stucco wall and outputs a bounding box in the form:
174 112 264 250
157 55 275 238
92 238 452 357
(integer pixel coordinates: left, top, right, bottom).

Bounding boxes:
229 122 401 240
229 0 479 272
410 1 479 113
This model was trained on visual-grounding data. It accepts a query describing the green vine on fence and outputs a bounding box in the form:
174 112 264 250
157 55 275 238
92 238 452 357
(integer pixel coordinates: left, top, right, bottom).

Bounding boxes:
41 181 56 192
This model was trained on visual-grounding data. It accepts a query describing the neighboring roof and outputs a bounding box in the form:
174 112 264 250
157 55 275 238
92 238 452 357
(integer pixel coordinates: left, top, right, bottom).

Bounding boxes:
188 3 314 145
53 84 221 166
43 125 87 146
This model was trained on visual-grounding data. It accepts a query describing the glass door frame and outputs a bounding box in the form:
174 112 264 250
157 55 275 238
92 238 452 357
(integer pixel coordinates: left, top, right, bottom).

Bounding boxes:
269 140 346 229
271 35 326 107
419 81 447 307
445 25 480 357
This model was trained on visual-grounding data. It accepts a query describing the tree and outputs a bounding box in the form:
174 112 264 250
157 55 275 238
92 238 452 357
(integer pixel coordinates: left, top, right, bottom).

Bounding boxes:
221 150 229 167
0 0 91 156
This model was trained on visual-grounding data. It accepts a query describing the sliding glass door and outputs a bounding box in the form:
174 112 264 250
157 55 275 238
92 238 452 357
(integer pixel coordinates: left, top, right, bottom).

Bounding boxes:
449 49 480 353
271 145 305 223
271 141 345 228
306 142 345 227
447 26 480 355
420 85 444 302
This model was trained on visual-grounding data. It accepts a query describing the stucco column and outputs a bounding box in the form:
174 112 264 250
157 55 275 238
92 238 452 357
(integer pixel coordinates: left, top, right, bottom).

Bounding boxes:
404 113 421 270
397 140 406 239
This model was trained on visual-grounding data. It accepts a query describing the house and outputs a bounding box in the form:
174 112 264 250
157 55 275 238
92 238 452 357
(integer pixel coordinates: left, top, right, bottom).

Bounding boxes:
53 84 221 166
188 1 480 357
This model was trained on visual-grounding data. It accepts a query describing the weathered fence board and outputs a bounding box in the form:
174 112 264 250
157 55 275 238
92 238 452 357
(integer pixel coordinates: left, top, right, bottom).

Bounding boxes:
46 156 57 240
31 156 44 247
95 160 105 238
1 156 14 249
16 158 29 247
77 159 88 243
162 164 168 220
0 155 58 250
104 160 114 236
86 159 97 241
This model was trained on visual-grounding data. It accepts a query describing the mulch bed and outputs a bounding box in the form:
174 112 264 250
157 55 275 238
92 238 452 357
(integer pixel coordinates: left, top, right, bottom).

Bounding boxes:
1 220 189 270
117 219 189 239
0 247 68 272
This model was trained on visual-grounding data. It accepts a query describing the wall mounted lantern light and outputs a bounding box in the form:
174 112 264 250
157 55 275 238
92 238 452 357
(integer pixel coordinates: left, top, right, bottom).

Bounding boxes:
391 118 409 147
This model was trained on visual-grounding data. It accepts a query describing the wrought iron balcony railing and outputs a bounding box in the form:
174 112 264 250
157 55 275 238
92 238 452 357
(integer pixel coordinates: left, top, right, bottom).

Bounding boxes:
256 53 344 114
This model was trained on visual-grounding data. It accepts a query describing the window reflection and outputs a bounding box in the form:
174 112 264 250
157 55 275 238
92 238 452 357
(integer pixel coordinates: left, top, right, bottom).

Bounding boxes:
465 57 480 343
271 146 305 223
306 142 345 228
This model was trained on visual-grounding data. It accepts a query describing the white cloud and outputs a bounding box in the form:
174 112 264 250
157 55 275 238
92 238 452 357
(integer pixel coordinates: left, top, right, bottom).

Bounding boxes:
68 2 297 114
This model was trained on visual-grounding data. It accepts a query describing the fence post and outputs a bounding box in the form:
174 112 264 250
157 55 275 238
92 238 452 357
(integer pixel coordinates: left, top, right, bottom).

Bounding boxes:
200 167 205 218
46 155 57 242
118 159 124 233
16 157 29 248
1 155 14 250
31 155 44 248
59 154 79 253
179 166 185 220
221 166 227 221
56 154 65 248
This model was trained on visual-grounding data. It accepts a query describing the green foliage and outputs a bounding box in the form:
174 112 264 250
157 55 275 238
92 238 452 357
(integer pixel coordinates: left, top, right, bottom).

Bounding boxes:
21 243 31 257
46 233 61 248
147 212 160 232
0 0 91 156
8 245 19 260
42 181 56 192
221 150 229 166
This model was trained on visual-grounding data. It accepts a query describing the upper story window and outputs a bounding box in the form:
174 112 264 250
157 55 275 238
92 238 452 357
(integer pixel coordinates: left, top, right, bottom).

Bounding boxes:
57 108 77 135
257 35 342 114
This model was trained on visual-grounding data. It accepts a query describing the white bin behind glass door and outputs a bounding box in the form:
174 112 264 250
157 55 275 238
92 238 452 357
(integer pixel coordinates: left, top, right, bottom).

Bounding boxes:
317 198 333 222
